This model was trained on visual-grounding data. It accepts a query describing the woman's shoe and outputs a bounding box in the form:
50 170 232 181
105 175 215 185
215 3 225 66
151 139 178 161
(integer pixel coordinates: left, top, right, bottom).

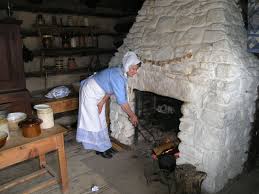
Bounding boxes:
107 148 117 154
95 151 113 159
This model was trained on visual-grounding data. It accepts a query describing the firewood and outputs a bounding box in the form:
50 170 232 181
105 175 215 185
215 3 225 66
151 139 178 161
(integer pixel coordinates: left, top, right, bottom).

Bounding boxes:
153 137 180 156
153 142 174 156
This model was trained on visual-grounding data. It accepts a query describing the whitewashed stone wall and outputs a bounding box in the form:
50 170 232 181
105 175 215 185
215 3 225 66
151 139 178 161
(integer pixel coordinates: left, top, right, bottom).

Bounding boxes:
109 0 259 193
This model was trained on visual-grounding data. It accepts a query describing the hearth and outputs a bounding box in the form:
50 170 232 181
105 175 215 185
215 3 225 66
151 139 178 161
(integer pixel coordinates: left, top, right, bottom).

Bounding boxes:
134 90 181 192
134 90 183 146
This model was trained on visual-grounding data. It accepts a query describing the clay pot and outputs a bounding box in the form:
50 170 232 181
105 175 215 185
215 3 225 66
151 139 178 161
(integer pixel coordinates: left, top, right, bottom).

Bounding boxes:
0 131 8 149
18 118 42 138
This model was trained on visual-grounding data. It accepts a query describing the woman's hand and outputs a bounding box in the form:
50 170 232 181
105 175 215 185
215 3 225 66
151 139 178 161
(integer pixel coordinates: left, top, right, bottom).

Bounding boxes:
129 114 138 127
97 94 110 114
120 103 139 127
97 102 104 114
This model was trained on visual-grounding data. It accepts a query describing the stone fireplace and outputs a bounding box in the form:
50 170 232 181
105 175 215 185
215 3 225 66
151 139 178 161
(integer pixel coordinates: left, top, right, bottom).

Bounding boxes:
109 0 259 193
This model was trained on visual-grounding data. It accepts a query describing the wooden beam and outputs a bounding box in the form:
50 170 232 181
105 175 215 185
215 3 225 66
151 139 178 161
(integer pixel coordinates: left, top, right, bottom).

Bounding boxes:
0 2 137 18
22 178 57 194
0 169 47 192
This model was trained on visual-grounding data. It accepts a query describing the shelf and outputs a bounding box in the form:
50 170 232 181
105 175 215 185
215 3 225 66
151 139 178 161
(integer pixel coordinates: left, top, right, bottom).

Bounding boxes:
32 24 95 35
21 28 126 38
32 47 116 57
25 67 92 78
21 29 38 37
34 24 94 30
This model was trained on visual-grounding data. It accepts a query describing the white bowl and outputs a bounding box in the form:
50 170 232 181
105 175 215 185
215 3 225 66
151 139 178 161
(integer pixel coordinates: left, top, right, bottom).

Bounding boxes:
7 112 27 122
7 112 27 131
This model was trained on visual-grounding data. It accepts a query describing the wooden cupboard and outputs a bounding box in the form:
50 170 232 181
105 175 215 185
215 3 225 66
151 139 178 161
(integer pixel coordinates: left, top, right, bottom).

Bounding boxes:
0 18 31 115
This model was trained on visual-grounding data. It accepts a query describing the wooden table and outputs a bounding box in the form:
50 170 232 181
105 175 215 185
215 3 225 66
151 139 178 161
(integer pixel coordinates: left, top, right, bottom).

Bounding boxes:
0 124 69 194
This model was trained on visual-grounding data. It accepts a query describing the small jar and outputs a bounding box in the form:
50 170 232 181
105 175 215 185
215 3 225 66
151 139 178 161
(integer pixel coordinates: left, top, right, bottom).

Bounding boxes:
52 16 57 25
42 35 53 48
67 16 73 26
55 57 64 70
59 18 63 26
62 34 70 48
84 17 89 26
36 14 45 25
67 57 73 68
53 36 62 48
71 37 77 48
68 58 77 69
34 104 54 129
79 35 85 47
86 36 93 47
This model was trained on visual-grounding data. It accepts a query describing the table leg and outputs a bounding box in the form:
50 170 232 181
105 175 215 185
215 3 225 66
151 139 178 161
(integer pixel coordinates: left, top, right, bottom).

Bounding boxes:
39 154 46 168
56 134 69 193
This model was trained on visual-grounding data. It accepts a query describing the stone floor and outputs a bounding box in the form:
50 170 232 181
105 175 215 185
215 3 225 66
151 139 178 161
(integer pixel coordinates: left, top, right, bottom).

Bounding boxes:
0 132 259 194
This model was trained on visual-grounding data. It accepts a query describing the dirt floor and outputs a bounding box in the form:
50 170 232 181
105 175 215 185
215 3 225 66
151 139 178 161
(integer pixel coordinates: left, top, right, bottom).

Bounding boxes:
216 162 259 194
0 131 259 194
83 140 259 194
82 145 171 194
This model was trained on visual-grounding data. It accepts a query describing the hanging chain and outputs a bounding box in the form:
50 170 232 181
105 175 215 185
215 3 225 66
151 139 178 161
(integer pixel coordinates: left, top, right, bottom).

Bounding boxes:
139 52 193 66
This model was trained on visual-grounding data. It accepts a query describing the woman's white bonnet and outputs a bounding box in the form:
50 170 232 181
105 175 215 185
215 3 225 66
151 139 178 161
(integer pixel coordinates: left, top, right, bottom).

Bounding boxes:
122 51 141 73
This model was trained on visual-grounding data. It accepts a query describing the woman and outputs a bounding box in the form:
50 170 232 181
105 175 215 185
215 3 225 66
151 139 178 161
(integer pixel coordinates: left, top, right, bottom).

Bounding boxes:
76 51 141 159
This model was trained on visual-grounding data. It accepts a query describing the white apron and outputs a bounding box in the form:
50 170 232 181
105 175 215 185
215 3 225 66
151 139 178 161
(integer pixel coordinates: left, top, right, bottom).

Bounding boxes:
76 78 112 152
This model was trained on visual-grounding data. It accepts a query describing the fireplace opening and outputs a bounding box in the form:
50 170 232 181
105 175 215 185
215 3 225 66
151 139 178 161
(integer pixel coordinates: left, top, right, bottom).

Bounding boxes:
134 90 183 184
134 90 206 193
134 89 183 145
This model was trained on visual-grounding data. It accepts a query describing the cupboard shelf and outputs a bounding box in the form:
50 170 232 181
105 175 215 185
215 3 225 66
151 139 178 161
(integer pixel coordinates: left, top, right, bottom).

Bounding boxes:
21 28 125 38
33 47 116 57
21 14 119 90
32 24 96 35
25 67 92 78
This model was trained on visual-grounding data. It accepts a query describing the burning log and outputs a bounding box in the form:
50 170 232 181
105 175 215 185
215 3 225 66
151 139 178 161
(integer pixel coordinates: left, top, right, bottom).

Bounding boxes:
152 138 180 156
153 142 174 156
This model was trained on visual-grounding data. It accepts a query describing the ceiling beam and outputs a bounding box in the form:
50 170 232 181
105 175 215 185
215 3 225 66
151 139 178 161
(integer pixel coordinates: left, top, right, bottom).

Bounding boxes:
0 1 137 18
